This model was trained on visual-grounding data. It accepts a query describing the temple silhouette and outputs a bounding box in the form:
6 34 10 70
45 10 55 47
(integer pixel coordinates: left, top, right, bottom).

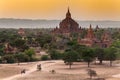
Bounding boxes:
52 8 112 48
52 8 82 36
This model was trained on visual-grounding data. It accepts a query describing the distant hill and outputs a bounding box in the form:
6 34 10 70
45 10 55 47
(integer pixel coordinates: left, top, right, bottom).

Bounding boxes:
0 18 120 28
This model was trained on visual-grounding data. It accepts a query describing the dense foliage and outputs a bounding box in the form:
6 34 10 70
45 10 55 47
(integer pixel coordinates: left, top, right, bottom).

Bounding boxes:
0 28 119 67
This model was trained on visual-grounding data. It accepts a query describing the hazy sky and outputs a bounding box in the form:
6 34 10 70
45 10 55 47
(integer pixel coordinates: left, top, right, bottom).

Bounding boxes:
0 0 120 20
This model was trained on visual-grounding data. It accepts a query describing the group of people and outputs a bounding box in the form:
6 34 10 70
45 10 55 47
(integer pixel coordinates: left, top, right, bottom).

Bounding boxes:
21 64 42 74
21 64 56 75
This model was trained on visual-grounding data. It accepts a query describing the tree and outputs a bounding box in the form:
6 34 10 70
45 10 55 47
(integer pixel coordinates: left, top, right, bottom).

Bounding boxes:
35 34 52 48
75 44 88 61
2 54 15 63
48 49 62 60
41 55 49 61
111 40 120 48
63 50 78 69
10 38 29 52
87 69 97 80
67 40 78 49
94 29 104 40
25 48 35 61
80 29 87 38
104 47 117 66
112 31 120 40
83 48 95 67
14 53 30 65
94 48 105 64
0 44 4 56
0 30 20 43
111 40 120 59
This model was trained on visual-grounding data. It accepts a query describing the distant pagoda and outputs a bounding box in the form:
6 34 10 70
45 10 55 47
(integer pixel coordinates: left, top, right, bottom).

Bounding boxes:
18 28 25 36
78 25 112 48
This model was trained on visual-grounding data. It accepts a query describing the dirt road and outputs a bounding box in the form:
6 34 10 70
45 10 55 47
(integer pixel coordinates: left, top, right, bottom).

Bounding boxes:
1 60 59 80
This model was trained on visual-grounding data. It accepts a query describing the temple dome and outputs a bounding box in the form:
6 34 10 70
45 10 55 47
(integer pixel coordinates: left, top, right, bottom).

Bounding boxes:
59 8 79 33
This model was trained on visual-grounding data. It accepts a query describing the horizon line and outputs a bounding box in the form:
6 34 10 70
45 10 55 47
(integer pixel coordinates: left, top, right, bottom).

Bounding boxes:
0 18 120 22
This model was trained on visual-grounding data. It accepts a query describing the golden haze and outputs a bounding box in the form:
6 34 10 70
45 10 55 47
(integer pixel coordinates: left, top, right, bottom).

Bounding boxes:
0 0 120 20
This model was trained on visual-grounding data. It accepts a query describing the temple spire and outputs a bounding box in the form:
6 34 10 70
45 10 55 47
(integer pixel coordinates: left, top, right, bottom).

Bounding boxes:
86 24 95 39
90 24 92 29
68 7 70 13
66 7 71 18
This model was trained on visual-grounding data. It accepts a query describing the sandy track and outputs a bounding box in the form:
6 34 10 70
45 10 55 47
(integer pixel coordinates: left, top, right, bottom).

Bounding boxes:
1 60 120 80
113 74 120 78
1 60 59 80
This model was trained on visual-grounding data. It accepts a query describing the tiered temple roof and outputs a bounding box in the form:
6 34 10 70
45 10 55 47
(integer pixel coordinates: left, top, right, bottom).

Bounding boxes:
52 7 112 48
52 8 82 35
78 25 112 48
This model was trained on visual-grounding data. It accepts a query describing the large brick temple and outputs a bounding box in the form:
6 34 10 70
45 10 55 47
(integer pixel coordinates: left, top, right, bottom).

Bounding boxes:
52 8 82 36
52 8 112 48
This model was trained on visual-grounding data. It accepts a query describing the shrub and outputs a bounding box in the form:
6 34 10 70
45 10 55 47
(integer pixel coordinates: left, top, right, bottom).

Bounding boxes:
14 53 30 62
30 57 39 62
25 49 35 58
49 49 62 60
41 55 49 61
2 54 15 63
